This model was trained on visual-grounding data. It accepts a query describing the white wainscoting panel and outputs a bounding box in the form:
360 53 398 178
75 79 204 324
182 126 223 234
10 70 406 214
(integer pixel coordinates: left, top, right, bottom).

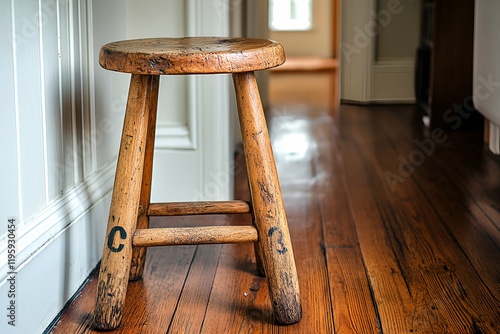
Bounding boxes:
371 59 415 103
12 0 47 222
0 0 126 332
1 0 233 332
0 178 112 333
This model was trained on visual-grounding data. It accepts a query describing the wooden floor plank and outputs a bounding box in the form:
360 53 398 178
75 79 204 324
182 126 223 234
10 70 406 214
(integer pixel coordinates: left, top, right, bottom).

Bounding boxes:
320 164 381 333
340 105 500 333
377 108 500 304
201 125 335 333
271 107 335 333
436 129 500 230
113 245 197 333
287 106 381 333
167 244 223 334
200 220 270 333
325 247 381 334
48 74 500 334
428 135 500 231
277 196 335 334
338 136 427 333
50 237 198 333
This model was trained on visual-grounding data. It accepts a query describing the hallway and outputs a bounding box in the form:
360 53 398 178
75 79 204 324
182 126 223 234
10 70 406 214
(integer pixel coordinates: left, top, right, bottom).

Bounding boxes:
50 74 500 333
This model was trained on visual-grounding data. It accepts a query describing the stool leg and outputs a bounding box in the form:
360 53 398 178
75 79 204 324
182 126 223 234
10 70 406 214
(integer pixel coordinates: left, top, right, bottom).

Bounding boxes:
94 74 160 330
232 72 302 324
129 76 159 281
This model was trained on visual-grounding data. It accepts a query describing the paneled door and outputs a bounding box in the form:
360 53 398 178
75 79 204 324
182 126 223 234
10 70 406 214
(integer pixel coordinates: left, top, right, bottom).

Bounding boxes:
93 0 234 202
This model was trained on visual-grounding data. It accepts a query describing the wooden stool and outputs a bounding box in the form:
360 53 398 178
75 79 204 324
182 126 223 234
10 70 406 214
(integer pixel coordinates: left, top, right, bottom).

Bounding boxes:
93 37 302 330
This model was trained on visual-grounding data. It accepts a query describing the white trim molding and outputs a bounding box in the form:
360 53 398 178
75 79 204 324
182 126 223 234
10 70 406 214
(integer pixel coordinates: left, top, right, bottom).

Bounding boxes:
0 162 115 283
155 124 196 150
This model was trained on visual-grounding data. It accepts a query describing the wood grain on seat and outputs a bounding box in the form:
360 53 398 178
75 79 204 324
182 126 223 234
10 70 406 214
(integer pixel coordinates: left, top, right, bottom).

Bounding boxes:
99 37 285 75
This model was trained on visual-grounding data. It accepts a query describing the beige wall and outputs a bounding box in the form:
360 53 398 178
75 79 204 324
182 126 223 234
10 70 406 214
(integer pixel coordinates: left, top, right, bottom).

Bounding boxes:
269 0 332 58
376 0 421 60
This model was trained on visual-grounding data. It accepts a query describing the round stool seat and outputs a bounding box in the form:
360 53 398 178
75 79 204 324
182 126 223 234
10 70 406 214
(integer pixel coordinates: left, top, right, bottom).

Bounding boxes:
99 37 285 75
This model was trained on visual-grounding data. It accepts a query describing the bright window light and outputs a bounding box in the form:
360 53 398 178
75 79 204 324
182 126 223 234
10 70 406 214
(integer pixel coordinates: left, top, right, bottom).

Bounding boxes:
269 0 312 31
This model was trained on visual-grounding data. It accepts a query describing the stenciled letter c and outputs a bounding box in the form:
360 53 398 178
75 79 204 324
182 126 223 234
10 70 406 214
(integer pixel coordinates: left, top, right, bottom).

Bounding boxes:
107 226 127 253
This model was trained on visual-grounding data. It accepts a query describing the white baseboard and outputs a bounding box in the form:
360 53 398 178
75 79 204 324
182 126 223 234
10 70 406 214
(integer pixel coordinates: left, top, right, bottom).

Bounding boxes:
0 163 115 333
371 59 416 103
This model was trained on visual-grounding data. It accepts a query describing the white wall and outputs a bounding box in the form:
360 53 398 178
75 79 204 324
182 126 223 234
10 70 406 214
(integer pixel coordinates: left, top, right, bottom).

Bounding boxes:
341 0 420 103
0 0 232 332
371 0 420 102
341 0 374 102
375 0 420 61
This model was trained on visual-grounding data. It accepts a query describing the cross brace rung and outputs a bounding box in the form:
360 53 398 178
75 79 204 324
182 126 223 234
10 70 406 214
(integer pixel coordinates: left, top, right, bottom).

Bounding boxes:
133 225 258 247
147 200 251 216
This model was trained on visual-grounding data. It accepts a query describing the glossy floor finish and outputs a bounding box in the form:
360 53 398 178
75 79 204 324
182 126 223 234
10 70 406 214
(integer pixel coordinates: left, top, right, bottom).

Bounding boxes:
49 74 500 333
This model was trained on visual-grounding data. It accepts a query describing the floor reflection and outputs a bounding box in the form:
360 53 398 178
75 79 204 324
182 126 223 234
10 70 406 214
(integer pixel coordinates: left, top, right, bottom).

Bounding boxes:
267 73 337 199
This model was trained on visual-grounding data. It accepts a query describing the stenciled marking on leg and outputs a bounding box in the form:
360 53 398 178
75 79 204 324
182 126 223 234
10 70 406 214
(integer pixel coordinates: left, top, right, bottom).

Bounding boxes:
107 226 127 253
268 226 288 255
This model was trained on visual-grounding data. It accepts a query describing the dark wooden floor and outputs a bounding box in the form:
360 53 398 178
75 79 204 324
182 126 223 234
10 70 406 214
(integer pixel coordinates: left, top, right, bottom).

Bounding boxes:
49 74 500 333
